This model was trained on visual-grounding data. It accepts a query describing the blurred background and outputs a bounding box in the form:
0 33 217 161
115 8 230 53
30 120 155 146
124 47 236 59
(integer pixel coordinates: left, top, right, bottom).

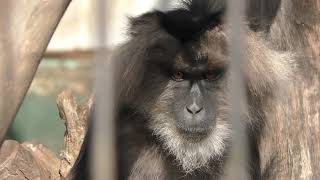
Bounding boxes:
7 0 173 155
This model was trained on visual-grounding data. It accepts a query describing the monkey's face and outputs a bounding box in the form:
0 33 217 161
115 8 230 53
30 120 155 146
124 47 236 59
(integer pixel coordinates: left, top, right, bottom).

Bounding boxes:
134 30 232 171
156 48 228 140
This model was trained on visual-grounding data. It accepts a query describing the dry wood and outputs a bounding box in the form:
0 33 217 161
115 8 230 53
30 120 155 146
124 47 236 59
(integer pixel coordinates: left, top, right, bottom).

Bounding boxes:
0 140 60 179
0 91 91 179
57 90 93 178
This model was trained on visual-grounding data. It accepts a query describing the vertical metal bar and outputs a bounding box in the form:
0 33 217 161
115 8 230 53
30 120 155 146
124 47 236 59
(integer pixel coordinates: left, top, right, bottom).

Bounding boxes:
225 0 248 179
92 0 116 179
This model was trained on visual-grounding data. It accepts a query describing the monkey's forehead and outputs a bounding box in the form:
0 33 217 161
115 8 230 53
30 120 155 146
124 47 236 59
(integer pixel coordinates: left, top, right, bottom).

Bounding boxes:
174 47 227 70
172 30 227 69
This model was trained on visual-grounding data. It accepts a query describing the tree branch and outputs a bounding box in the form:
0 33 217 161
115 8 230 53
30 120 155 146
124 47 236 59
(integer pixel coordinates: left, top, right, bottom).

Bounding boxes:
57 90 93 178
0 0 72 145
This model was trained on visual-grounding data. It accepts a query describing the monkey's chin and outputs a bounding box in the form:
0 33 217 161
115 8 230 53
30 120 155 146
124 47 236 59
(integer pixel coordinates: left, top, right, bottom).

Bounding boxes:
177 127 211 141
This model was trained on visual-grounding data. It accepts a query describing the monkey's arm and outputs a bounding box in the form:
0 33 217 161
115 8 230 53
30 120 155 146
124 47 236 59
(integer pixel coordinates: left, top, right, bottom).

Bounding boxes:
260 0 320 179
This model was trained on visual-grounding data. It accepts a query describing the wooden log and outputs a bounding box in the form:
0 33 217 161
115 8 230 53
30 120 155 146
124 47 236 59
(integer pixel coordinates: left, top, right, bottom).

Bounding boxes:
0 140 60 179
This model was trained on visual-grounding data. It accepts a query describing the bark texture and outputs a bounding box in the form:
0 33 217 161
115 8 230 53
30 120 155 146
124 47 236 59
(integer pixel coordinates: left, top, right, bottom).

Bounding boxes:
57 91 93 178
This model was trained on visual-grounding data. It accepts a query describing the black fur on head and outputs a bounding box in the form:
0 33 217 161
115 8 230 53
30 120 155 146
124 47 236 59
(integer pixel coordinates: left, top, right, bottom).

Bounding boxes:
159 0 226 42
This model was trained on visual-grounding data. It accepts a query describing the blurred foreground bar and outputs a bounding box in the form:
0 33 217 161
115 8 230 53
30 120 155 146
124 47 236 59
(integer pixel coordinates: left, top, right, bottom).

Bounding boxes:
224 0 249 179
91 0 117 180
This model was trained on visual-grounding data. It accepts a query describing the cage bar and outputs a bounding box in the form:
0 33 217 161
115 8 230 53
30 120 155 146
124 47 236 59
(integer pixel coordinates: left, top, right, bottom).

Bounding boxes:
224 0 249 179
92 0 117 180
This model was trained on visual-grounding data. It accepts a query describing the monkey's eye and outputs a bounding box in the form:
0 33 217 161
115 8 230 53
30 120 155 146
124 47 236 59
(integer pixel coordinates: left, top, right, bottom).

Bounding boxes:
205 70 223 81
172 71 185 81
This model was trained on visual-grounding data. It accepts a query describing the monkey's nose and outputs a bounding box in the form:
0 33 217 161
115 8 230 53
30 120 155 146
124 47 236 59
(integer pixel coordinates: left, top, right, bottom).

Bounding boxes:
186 102 203 115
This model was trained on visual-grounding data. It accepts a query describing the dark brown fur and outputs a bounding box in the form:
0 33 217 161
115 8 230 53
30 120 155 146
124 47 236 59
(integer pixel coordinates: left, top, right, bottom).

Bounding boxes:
71 1 295 179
